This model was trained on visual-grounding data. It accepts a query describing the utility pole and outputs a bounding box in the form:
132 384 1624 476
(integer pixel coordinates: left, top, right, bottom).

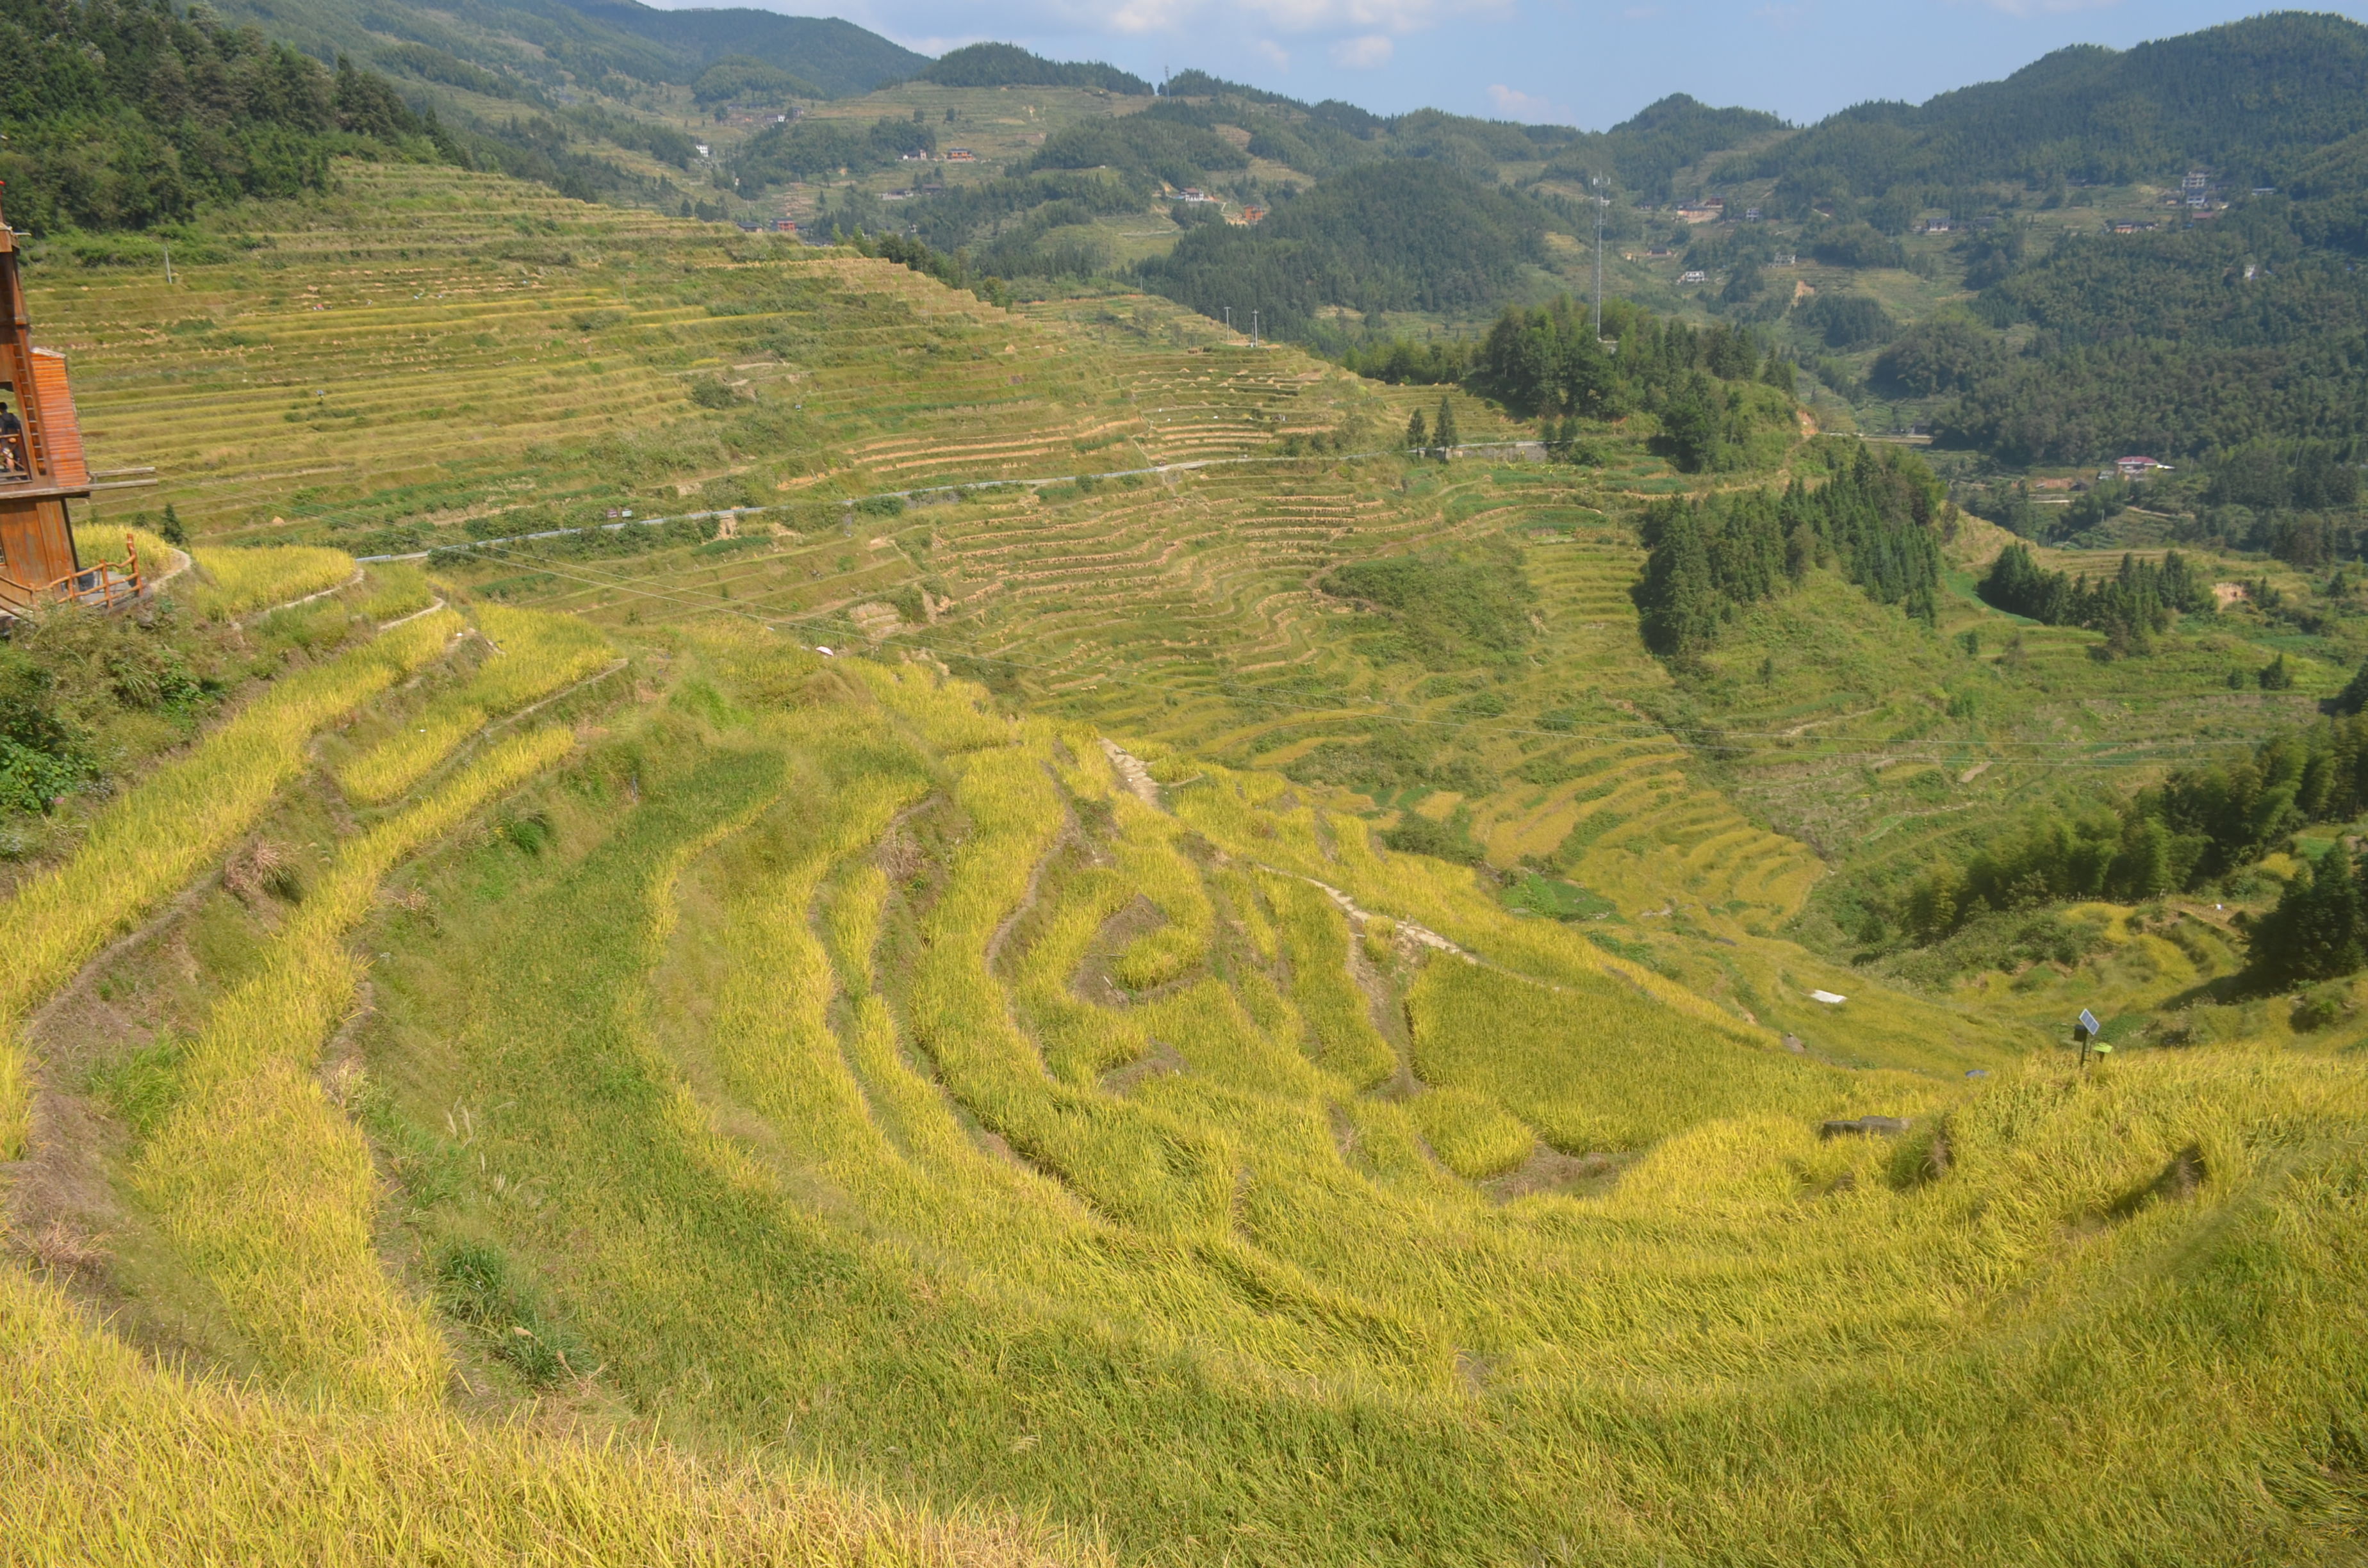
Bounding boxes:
1251 309 1259 345
1224 306 1232 334
1591 173 1606 339
163 240 173 286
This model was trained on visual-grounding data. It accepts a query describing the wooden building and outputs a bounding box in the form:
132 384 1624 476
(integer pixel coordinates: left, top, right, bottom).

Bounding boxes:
0 197 142 616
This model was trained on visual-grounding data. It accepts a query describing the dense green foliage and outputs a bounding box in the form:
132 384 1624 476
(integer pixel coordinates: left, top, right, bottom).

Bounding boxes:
1798 293 1895 350
1872 318 2006 395
917 42 1148 96
1319 544 1536 666
0 0 461 232
1634 444 1943 657
1753 13 2368 206
689 56 819 105
1018 101 1249 187
1916 197 2368 464
2248 847 2366 990
451 0 923 97
2207 440 2364 512
733 113 934 184
1538 94 1788 203
1135 162 1544 340
0 603 216 816
1336 336 1472 386
1900 716 2368 952
1455 296 1798 470
1977 544 2214 653
839 225 1010 307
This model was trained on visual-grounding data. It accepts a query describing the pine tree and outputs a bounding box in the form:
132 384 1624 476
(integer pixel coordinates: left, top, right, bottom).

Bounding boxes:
2336 657 2368 716
1404 409 1427 454
1433 395 1458 459
159 503 186 548
2249 849 2365 987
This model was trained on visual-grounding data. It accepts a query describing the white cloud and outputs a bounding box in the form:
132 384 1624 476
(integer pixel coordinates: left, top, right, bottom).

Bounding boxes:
1755 2 1808 29
1486 83 1574 122
1330 32 1395 66
1254 37 1293 67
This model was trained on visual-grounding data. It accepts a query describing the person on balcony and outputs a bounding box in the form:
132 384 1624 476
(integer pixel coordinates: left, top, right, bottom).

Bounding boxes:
0 396 23 477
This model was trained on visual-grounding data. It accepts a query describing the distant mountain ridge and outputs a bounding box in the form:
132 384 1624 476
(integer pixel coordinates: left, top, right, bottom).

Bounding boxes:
920 42 1151 96
202 0 925 98
1757 12 2368 199
543 0 925 95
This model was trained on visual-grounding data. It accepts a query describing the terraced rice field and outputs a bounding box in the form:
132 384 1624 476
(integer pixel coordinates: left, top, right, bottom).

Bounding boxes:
39 162 2337 1065
40 163 1417 555
16 602 2364 1564
2 126 2364 1565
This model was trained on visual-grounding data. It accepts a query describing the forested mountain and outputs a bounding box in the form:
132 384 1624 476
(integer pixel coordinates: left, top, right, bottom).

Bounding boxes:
918 42 1149 95
1913 192 2368 464
13 0 2368 489
1131 162 1545 340
1543 95 1788 201
1754 12 2368 204
0 0 465 231
547 1 923 95
202 0 925 99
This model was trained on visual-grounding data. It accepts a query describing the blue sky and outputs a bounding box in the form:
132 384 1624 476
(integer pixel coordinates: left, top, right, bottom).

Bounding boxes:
658 0 2368 129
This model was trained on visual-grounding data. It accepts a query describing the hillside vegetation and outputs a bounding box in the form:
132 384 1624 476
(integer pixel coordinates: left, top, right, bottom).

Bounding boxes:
4 148 2368 1565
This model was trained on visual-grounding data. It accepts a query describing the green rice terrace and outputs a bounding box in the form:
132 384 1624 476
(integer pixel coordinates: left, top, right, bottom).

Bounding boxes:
4 160 2367 1565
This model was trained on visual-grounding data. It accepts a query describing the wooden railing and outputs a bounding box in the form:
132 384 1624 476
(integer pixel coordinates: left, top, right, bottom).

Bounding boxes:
0 539 144 617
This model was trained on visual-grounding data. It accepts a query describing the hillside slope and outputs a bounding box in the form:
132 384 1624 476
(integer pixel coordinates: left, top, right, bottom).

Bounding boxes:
1 565 2364 1563
6 159 2368 1562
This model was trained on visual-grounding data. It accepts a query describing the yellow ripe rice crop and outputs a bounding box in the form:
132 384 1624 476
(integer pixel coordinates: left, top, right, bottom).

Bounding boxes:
1261 871 1395 1090
188 544 359 621
0 1266 1093 1567
1405 956 1900 1151
355 562 437 623
131 727 574 1406
1406 1085 1535 1178
1106 798 1215 991
70 524 179 580
335 607 613 806
0 610 460 1158
468 605 615 713
335 703 488 806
